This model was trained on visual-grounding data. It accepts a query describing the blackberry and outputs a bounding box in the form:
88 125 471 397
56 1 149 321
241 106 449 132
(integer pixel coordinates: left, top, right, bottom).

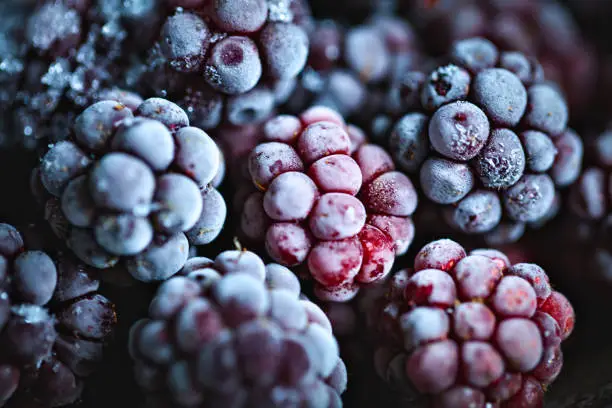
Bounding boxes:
286 16 423 132
404 0 597 121
0 223 116 407
128 0 312 131
240 106 417 302
563 128 612 289
387 38 582 244
373 239 574 407
35 98 226 282
129 249 347 407
1 0 162 149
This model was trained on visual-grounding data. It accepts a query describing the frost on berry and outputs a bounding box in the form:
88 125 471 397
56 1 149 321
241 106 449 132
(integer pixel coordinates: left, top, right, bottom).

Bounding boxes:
308 155 362 195
405 269 457 308
387 37 582 243
399 307 449 351
308 237 362 288
242 108 417 301
373 239 574 406
0 224 115 406
297 121 351 164
414 239 466 272
453 255 503 300
38 98 226 281
130 251 345 405
266 223 312 266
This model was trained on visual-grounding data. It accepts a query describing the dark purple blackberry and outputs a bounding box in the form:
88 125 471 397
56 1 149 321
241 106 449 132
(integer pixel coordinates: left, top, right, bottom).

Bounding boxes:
388 38 582 244
1 0 163 149
372 239 574 407
129 249 347 407
35 98 227 282
239 106 417 302
403 0 597 124
128 0 312 131
0 223 116 407
565 128 612 287
285 15 423 130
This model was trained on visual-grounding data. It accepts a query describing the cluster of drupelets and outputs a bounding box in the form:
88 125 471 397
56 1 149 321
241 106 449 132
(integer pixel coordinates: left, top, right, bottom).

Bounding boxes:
4 0 611 407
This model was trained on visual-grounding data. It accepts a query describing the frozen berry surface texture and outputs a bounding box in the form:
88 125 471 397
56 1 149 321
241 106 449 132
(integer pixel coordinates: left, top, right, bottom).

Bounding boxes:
0 223 116 407
241 106 417 302
129 249 346 407
403 0 597 124
548 126 612 294
374 238 575 407
0 0 162 149
286 14 423 131
129 0 312 130
36 97 227 282
388 37 582 244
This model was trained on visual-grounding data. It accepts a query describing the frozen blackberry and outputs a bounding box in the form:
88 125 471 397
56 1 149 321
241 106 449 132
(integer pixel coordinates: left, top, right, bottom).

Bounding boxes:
0 223 116 407
564 128 612 287
387 38 582 244
373 239 574 407
286 16 423 130
569 129 612 222
35 98 227 282
1 0 162 149
403 0 597 121
129 249 347 407
128 0 312 130
240 106 417 302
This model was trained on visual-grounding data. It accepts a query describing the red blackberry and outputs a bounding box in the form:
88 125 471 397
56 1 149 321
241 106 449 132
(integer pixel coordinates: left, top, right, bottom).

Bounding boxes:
388 37 582 244
0 223 116 407
129 249 346 407
128 0 312 131
35 97 226 282
240 106 417 302
374 239 574 407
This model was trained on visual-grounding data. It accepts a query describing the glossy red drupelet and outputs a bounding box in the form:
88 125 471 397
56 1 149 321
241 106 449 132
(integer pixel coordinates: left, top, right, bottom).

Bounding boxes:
0 223 117 407
129 249 346 408
374 239 574 408
241 106 417 302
